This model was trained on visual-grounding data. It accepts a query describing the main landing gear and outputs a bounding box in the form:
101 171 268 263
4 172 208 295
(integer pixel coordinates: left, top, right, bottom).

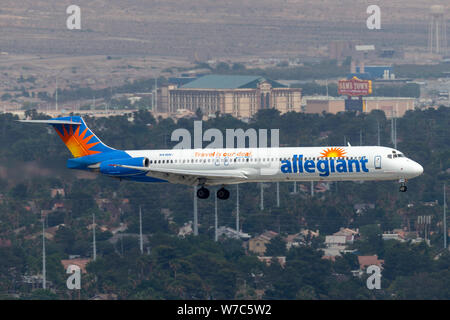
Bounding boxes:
217 187 230 200
399 178 408 192
197 187 210 199
196 186 230 200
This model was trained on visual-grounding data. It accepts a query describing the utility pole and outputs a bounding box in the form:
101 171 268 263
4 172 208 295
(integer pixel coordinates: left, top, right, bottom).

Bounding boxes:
391 113 394 146
391 111 397 149
42 214 46 289
236 185 239 232
139 206 143 254
55 78 58 112
442 183 447 248
394 116 397 149
92 211 96 261
193 186 198 235
260 183 264 211
293 181 297 194
311 181 314 197
276 182 280 207
215 191 218 242
154 78 158 113
377 120 380 146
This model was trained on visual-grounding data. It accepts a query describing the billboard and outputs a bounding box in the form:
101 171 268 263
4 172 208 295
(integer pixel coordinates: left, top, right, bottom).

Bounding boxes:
338 77 372 96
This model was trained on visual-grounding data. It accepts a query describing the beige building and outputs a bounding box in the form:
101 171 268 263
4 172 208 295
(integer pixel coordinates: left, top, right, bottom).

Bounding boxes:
304 97 345 114
159 75 302 119
248 231 278 256
364 97 415 118
305 96 416 118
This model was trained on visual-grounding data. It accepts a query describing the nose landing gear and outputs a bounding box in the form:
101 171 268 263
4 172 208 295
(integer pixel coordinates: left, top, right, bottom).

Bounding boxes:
399 178 408 192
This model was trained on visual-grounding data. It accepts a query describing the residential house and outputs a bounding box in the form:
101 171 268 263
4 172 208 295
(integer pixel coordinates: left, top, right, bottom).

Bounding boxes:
61 258 92 273
52 202 65 211
333 227 359 244
352 255 384 277
323 230 357 258
354 203 375 215
382 229 407 242
178 221 193 238
50 188 65 198
257 256 286 268
110 223 128 235
248 231 278 256
0 238 12 247
217 226 251 240
285 229 319 249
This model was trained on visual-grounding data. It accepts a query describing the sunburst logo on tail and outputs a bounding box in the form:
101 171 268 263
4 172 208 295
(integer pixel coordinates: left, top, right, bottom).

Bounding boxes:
54 124 101 158
320 147 346 158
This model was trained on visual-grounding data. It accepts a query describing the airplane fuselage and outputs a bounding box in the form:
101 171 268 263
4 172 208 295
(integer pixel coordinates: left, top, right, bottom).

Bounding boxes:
123 146 423 186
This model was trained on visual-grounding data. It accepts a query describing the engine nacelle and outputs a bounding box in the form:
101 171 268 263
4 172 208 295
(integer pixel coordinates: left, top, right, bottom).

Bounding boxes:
99 157 149 176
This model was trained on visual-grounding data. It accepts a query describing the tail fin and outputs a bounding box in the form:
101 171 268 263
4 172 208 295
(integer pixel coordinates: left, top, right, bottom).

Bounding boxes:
19 116 115 158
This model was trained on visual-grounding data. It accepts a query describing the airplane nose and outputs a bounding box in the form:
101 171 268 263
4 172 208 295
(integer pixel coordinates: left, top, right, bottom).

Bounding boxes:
412 162 423 176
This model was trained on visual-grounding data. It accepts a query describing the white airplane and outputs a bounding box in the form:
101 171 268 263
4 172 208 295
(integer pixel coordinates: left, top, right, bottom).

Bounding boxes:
20 116 423 200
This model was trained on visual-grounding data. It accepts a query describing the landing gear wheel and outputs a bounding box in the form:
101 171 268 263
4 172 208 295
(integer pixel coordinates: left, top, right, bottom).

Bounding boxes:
399 185 407 192
197 187 210 199
217 188 230 200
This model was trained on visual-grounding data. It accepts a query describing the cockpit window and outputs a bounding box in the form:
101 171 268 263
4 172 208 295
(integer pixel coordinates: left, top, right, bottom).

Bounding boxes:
388 153 405 159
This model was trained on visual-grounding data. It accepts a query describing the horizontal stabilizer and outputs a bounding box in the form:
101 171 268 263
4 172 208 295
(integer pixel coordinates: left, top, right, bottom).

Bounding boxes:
17 119 81 125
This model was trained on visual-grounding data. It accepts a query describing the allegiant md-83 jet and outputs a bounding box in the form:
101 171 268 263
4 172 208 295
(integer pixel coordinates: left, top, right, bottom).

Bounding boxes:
19 116 423 200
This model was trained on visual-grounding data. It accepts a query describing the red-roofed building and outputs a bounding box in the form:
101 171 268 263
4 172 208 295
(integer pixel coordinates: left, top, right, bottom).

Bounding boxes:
61 258 91 274
52 202 65 211
358 255 384 270
0 239 12 247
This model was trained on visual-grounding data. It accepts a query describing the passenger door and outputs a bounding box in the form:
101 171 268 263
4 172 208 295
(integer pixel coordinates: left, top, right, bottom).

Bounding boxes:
374 155 382 169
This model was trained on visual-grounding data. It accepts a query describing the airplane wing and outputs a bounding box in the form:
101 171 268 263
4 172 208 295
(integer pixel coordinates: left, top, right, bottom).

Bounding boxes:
116 165 249 186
